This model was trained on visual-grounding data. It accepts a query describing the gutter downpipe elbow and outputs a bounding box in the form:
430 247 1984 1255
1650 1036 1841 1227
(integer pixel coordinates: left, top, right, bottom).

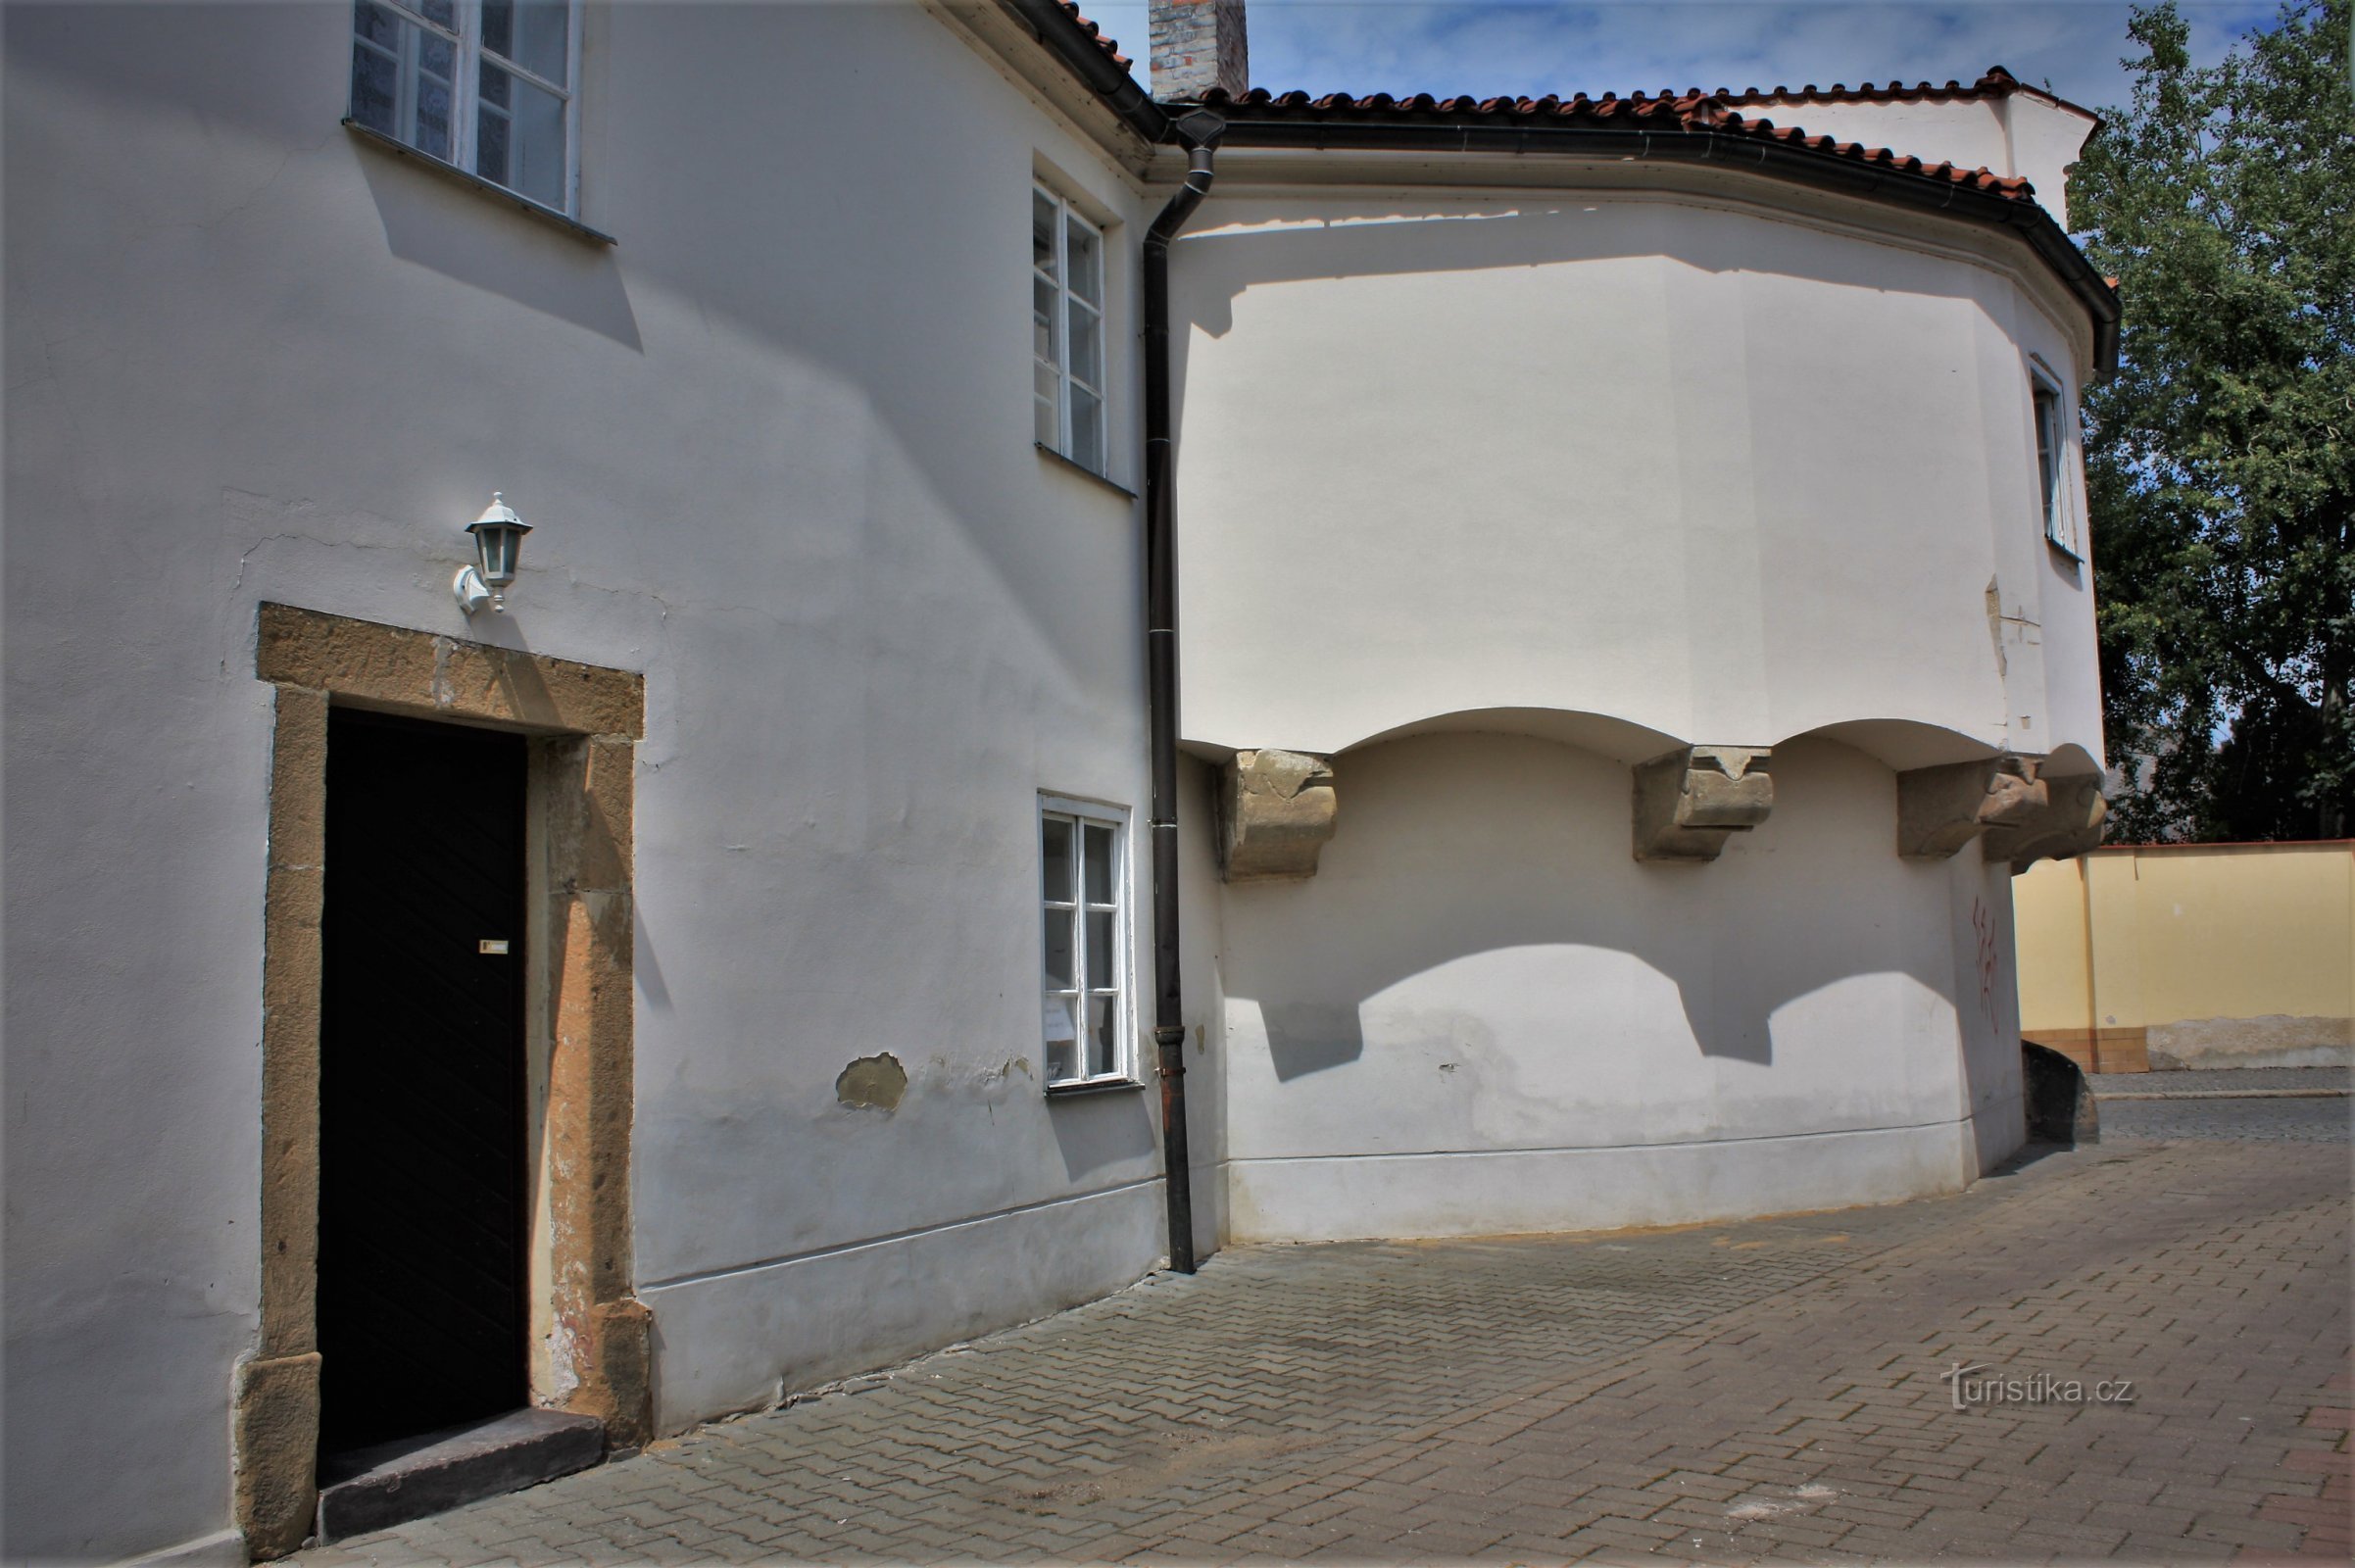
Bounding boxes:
1144 110 1222 1275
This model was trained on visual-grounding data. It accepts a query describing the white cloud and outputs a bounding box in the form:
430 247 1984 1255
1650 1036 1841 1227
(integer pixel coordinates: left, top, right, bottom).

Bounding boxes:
1086 0 2281 118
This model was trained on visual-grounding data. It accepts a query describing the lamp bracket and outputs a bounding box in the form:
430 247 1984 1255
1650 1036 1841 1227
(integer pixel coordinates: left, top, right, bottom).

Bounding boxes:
453 564 494 615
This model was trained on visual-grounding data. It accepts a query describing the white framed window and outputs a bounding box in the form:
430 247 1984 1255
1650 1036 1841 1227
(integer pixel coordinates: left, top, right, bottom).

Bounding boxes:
350 0 581 218
2029 361 2080 558
1032 185 1108 474
1039 797 1131 1089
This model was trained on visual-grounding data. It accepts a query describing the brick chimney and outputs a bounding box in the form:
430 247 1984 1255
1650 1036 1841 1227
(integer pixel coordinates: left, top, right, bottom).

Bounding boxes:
1149 0 1249 100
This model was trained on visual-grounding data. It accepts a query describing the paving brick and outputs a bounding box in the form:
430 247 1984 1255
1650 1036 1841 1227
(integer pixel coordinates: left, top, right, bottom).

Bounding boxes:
290 1139 2345 1566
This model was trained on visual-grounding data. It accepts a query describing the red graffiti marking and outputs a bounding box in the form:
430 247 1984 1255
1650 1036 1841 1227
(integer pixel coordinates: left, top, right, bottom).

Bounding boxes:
1972 897 2001 1033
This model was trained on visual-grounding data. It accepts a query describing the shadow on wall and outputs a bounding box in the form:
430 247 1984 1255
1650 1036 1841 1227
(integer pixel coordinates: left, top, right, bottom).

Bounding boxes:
1264 1003 1365 1079
356 153 644 352
1170 194 1995 344
9 2 1140 690
1046 1086 1157 1183
1219 728 2011 1154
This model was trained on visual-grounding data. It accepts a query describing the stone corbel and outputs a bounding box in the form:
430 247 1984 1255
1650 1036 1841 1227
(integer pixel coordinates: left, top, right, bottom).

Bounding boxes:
1219 749 1338 882
1982 770 2107 871
1632 746 1773 862
1895 755 2046 859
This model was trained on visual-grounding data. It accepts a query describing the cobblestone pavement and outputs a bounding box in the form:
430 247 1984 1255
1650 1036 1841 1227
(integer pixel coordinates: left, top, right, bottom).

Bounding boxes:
2098 1096 2352 1144
302 1139 2351 1566
2089 1068 2351 1098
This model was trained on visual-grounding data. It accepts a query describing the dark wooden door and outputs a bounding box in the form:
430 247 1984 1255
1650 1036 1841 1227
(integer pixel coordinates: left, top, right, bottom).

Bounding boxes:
319 708 528 1454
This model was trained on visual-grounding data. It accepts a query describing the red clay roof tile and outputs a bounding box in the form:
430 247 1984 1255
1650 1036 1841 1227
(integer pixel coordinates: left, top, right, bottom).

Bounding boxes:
1058 3 1131 72
1193 84 2039 202
1720 67 2025 106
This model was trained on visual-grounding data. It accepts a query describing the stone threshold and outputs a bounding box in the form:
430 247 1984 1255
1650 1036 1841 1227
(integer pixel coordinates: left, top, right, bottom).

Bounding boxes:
316 1408 604 1543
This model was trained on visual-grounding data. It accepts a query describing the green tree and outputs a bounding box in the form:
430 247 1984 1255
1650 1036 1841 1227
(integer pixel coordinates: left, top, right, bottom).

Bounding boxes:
2071 0 2353 841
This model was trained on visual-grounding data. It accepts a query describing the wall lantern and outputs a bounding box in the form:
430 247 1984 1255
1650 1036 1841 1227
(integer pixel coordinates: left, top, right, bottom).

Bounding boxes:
454 492 532 615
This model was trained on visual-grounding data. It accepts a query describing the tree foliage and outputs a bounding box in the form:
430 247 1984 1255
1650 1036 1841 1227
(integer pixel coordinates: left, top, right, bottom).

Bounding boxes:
2071 0 2353 841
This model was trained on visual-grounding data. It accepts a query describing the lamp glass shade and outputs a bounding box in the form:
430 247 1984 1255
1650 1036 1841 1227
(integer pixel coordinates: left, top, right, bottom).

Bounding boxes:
466 495 530 589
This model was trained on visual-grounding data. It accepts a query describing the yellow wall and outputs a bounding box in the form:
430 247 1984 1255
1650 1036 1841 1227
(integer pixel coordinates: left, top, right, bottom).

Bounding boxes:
2013 842 2355 1072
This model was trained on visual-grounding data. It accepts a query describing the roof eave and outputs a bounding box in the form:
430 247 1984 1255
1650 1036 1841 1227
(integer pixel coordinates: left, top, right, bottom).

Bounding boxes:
995 0 1169 144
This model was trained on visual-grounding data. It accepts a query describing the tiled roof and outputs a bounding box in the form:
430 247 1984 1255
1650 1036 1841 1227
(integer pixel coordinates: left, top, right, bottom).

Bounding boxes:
1007 6 2116 368
1723 66 2100 134
1192 85 2039 202
1028 0 2070 200
1721 67 2027 106
1058 3 1131 72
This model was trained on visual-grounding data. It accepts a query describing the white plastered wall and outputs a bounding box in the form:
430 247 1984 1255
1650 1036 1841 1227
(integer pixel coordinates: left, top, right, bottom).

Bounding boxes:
3 4 1169 1558
1168 187 2104 768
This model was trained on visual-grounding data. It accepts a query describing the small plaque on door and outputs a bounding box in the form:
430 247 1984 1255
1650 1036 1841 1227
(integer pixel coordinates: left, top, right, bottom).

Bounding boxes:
479 939 511 955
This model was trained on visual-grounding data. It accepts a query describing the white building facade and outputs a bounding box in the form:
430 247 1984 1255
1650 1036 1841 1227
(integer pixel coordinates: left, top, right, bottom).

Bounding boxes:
1167 77 2110 1244
1 2 2110 1560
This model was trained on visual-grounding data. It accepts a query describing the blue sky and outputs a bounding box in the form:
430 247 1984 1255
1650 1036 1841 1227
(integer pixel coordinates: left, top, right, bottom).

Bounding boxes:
1084 1 2282 116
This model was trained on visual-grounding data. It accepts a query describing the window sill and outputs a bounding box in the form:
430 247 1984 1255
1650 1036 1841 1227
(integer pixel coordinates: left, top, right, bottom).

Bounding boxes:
343 120 616 247
2045 533 2085 565
1035 443 1137 501
1045 1075 1148 1099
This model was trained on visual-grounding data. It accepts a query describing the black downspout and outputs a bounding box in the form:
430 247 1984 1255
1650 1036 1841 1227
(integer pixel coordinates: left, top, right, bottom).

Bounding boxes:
1144 110 1222 1275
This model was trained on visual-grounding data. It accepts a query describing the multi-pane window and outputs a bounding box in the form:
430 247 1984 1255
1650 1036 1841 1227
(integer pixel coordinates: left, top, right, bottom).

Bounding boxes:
350 0 579 217
1040 801 1127 1087
1032 186 1107 474
2030 366 2079 557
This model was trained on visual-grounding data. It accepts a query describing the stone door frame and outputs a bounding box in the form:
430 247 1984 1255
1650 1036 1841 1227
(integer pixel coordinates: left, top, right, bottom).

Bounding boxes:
234 604 649 1557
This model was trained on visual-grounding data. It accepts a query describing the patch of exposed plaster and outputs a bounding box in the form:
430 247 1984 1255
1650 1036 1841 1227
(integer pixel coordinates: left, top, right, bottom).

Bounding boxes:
544 1315 583 1402
914 1054 1034 1105
836 1053 908 1112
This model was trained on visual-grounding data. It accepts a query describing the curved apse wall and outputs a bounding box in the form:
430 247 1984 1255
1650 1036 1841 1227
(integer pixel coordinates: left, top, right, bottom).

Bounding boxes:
1208 731 2028 1243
